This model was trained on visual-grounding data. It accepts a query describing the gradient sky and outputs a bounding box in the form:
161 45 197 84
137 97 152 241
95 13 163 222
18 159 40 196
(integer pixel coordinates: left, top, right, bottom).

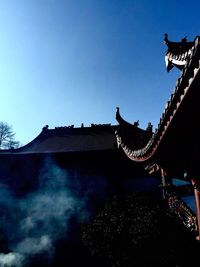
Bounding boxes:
0 0 199 145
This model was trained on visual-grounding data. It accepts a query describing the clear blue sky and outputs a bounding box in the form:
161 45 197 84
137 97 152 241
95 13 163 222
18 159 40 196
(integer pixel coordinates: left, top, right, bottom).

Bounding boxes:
0 0 199 145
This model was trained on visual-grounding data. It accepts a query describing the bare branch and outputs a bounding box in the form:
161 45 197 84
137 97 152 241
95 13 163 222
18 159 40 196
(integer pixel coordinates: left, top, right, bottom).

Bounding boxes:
0 122 19 149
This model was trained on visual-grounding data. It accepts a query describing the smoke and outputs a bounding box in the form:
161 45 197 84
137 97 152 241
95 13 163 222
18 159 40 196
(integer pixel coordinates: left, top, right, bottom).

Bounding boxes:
0 157 88 267
0 252 24 267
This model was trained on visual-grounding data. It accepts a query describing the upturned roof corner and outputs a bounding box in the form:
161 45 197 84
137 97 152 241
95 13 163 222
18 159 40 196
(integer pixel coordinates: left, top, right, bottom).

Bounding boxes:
164 34 195 72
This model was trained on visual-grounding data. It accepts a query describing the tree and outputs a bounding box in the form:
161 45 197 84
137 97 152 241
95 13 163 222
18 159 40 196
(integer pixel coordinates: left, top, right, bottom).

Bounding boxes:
0 122 20 149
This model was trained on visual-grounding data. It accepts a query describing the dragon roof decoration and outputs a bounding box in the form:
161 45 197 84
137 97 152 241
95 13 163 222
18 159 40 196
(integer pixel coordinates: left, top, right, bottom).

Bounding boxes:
115 35 200 164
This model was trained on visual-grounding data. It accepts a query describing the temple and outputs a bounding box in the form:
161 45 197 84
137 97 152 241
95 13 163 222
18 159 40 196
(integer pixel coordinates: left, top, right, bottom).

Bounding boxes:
1 35 200 263
0 123 157 202
115 35 200 238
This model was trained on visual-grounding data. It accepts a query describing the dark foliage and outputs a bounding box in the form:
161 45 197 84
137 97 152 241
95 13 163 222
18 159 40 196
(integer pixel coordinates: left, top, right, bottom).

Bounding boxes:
82 192 199 266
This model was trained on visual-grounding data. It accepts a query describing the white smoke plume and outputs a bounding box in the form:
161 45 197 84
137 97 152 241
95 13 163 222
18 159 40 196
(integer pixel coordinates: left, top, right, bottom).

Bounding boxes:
0 157 88 267
0 252 24 267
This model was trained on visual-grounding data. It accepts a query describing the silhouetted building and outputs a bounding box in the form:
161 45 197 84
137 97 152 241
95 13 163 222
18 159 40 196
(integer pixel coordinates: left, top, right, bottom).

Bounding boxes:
0 124 155 198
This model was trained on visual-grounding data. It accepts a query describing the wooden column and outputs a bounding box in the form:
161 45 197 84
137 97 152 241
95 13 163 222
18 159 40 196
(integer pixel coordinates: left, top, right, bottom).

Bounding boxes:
161 168 167 199
191 178 200 240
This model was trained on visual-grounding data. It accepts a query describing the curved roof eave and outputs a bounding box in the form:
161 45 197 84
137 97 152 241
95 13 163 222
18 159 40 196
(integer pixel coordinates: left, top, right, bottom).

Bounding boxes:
116 36 200 164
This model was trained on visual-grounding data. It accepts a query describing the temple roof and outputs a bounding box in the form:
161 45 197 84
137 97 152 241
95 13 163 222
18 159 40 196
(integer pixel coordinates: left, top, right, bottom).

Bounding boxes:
115 35 200 175
0 124 118 154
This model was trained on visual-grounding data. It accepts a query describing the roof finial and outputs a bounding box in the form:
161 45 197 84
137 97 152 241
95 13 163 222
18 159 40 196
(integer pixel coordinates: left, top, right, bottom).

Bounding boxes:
115 107 132 126
42 125 49 131
181 36 187 43
115 107 120 122
164 33 169 44
133 120 139 127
